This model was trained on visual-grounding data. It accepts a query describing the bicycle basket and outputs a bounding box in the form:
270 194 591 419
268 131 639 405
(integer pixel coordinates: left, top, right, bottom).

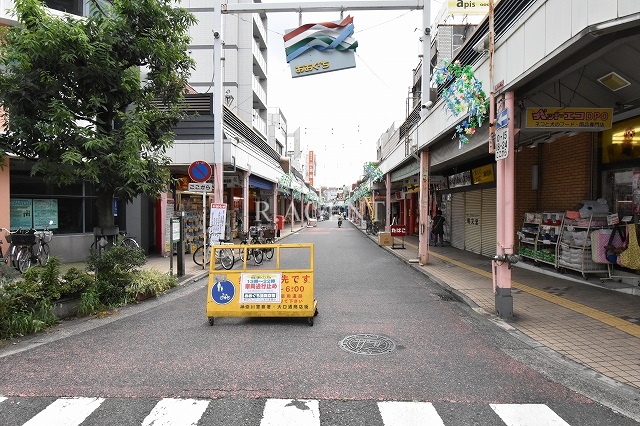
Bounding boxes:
12 233 36 245
262 227 275 240
42 231 53 242
249 226 260 237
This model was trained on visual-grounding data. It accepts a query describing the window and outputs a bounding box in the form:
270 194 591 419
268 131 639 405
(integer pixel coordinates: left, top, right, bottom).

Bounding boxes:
44 0 83 15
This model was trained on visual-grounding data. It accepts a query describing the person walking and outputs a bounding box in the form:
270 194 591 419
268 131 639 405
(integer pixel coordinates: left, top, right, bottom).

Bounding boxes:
432 209 445 246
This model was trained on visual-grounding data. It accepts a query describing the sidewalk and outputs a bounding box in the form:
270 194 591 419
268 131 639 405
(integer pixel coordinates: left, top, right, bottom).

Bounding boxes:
365 229 640 392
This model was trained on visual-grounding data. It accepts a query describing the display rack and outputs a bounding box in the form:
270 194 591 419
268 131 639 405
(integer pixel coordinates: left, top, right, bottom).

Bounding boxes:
518 212 563 266
557 214 610 279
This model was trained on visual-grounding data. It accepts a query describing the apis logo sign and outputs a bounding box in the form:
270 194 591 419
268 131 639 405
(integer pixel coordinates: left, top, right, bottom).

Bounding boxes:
447 0 490 14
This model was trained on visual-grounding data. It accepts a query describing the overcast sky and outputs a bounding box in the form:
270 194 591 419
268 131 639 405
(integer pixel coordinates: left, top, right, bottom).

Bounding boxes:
264 1 444 188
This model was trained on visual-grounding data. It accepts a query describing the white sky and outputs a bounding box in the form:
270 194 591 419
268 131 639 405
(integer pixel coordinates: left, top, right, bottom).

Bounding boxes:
264 0 445 188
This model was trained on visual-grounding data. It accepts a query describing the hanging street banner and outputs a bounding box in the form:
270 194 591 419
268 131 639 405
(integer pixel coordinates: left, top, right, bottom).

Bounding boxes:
447 0 490 15
283 15 358 78
525 107 613 131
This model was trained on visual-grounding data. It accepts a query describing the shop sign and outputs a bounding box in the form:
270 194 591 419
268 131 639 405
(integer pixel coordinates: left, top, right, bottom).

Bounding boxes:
525 107 613 130
429 175 449 190
284 16 357 78
447 0 490 15
448 170 472 188
472 164 494 184
390 225 407 237
224 176 240 187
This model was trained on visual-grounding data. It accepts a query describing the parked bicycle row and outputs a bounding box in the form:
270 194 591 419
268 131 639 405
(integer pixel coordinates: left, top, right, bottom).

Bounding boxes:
193 222 277 270
1 226 53 273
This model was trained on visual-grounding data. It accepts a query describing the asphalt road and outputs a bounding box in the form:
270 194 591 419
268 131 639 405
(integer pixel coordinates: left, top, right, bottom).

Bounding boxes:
0 218 637 425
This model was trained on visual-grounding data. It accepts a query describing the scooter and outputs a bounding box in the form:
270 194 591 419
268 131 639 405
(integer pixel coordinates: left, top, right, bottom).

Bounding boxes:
338 217 343 228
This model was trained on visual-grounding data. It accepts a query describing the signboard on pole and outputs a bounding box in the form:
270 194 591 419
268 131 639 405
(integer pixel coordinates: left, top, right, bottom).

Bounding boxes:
495 127 509 161
209 203 227 242
188 182 213 192
188 161 212 183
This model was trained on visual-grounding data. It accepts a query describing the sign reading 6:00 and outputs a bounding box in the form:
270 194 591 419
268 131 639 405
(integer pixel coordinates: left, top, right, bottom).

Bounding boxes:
284 285 305 293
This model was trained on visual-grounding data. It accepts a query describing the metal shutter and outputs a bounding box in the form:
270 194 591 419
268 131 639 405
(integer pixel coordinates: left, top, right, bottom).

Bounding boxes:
451 193 465 249
465 190 482 254
481 188 497 257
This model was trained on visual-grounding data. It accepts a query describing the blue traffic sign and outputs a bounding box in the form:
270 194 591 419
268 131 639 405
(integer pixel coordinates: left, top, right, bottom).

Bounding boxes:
188 161 212 183
211 279 235 305
496 108 509 129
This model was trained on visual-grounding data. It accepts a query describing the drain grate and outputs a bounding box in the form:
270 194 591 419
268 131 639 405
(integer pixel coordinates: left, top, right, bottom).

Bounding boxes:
338 334 396 355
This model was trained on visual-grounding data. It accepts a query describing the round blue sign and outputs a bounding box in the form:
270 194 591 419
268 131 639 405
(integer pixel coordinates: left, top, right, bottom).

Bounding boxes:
188 161 212 183
211 279 235 305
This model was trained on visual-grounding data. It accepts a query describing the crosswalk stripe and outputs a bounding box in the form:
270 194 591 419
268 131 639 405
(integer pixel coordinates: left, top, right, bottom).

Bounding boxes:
378 401 445 426
22 397 105 426
260 398 320 426
490 404 570 426
141 398 210 426
0 396 7 403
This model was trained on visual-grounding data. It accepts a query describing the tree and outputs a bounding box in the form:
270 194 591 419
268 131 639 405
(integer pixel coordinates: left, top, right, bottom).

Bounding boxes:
0 0 196 228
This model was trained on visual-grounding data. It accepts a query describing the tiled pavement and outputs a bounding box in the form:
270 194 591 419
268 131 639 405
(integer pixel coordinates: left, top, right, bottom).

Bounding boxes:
124 220 640 391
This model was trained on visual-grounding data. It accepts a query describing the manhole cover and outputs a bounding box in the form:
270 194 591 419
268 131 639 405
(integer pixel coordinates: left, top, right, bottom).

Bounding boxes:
338 334 396 355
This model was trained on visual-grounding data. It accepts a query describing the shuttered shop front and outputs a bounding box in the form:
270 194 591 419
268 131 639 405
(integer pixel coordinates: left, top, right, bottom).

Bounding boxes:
480 188 497 257
451 193 465 249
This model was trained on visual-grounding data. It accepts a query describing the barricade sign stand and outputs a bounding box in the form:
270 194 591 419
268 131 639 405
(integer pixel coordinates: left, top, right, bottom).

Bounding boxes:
390 225 406 249
206 243 318 326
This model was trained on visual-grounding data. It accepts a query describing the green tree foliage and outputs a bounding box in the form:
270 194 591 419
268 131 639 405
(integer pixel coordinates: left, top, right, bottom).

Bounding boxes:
0 0 196 227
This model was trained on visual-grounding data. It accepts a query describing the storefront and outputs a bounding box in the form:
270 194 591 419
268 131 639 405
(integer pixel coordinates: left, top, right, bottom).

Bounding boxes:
442 165 497 257
601 117 640 221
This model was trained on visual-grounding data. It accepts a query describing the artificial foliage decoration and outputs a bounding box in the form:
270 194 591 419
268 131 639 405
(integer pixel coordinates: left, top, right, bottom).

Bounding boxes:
278 173 292 190
347 181 371 204
431 60 489 147
363 162 383 183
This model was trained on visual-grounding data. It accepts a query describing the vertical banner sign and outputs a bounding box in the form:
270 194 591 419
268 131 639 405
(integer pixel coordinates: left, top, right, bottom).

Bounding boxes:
209 203 227 242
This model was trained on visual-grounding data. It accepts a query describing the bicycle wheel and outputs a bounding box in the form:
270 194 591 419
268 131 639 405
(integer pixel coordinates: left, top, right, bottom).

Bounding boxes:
193 245 211 266
16 246 31 273
121 237 140 249
37 242 50 266
264 239 274 260
252 247 264 265
240 242 251 262
219 248 234 270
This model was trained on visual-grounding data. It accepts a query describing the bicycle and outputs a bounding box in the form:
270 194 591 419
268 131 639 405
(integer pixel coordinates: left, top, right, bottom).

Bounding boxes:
90 230 140 252
13 228 53 273
238 229 264 265
193 231 235 270
365 219 380 235
0 228 19 269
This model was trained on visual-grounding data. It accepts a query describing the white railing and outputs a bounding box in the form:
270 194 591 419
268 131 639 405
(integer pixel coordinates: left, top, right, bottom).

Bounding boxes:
252 39 267 77
252 75 267 109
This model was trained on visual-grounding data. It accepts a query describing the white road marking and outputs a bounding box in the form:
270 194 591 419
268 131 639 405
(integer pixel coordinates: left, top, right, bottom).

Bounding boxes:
378 401 445 426
261 398 320 426
141 398 210 426
22 397 105 426
490 403 571 426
